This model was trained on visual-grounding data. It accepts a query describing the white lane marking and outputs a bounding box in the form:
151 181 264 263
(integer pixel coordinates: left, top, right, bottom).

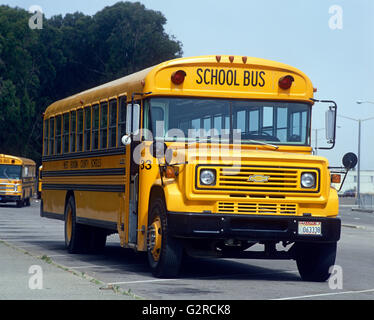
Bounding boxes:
107 270 299 285
69 264 124 269
47 254 68 257
274 288 374 300
108 278 177 285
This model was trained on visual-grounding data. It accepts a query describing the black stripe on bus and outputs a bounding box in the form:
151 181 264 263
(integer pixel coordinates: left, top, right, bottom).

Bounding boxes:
42 184 125 192
42 147 126 162
76 217 118 231
42 168 126 177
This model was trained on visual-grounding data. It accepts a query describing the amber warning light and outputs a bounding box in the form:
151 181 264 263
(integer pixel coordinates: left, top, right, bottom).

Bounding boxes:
171 70 187 85
278 75 295 90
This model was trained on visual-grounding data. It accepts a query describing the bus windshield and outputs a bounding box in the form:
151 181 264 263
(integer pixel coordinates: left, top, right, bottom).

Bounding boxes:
145 98 311 146
0 165 22 180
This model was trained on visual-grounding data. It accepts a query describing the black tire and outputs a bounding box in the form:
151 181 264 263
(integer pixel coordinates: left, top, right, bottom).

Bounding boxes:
295 242 337 282
64 196 90 254
87 226 107 253
16 200 23 208
147 198 183 278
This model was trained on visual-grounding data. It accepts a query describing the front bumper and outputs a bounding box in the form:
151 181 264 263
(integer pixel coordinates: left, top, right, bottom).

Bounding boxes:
0 195 21 203
167 212 341 243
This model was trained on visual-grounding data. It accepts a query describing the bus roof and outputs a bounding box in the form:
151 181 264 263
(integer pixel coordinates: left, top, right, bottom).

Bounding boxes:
0 154 36 166
44 55 314 118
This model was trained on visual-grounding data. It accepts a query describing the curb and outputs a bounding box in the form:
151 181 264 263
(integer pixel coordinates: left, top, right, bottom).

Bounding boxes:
0 239 143 300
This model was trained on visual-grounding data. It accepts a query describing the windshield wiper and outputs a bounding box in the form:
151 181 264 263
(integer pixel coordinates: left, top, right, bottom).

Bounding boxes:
3 171 12 182
247 139 279 150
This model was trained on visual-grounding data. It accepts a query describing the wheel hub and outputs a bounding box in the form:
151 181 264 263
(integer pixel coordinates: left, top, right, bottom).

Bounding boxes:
148 217 162 262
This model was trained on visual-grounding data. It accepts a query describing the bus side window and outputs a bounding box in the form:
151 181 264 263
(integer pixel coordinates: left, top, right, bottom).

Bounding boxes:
70 110 77 153
118 96 127 146
92 104 99 150
49 117 55 155
23 166 28 178
109 98 118 148
63 113 70 153
43 119 49 156
100 101 108 150
77 109 83 152
84 106 91 151
55 115 62 155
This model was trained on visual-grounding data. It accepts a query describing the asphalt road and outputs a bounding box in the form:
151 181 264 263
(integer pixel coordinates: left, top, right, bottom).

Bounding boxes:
0 197 373 300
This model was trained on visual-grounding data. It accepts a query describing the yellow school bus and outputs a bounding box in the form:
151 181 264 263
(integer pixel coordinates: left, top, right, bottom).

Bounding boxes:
0 154 36 207
37 165 43 199
41 55 354 281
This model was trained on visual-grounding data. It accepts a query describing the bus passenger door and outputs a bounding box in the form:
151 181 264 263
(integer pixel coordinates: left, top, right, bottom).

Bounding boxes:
122 102 141 246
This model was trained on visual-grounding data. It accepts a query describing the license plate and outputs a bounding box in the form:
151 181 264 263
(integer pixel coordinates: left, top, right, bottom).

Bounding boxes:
298 221 322 236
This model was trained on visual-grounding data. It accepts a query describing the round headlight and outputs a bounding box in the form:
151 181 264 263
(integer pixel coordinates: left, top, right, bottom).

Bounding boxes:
200 170 216 186
301 173 316 188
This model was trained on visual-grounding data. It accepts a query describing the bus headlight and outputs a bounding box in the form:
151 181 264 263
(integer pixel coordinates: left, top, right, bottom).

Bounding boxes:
200 169 216 186
301 172 316 188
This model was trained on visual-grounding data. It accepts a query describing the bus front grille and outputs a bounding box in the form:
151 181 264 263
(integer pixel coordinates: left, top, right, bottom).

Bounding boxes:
217 202 297 215
218 166 299 192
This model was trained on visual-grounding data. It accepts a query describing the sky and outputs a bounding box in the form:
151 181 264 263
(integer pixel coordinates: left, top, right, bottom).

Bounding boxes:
3 0 374 169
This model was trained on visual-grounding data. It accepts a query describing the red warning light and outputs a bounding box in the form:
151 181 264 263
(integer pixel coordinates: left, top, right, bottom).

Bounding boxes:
171 70 187 85
278 75 295 90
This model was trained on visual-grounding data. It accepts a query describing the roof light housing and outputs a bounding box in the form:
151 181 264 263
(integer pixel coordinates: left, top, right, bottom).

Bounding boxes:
278 75 295 90
171 70 187 85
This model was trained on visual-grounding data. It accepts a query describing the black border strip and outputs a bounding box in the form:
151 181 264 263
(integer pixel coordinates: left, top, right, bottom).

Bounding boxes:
42 184 125 192
42 147 126 162
43 168 126 177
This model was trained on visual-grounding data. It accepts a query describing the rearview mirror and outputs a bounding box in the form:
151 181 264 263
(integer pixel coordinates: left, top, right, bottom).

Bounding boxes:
126 103 140 135
325 108 336 142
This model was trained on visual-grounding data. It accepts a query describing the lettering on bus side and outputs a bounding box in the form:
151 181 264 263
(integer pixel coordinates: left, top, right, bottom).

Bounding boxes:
196 68 266 88
91 159 102 168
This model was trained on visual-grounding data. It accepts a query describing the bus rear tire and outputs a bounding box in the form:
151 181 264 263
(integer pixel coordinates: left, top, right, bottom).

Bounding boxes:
88 226 107 253
147 198 182 278
295 242 337 282
64 195 89 254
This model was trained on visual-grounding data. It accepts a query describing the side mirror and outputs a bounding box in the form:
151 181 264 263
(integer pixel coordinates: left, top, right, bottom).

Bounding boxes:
325 108 336 142
126 103 140 135
342 152 358 170
121 134 132 146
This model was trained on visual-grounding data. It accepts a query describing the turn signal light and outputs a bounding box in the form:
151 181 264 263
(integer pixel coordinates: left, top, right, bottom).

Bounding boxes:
279 75 295 90
171 70 187 85
331 174 341 184
165 166 178 179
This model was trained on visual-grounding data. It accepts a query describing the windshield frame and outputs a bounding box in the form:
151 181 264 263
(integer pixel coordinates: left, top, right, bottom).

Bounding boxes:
143 97 312 147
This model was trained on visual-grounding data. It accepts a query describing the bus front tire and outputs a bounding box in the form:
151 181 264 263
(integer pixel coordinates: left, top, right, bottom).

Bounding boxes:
295 242 337 282
147 198 183 278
